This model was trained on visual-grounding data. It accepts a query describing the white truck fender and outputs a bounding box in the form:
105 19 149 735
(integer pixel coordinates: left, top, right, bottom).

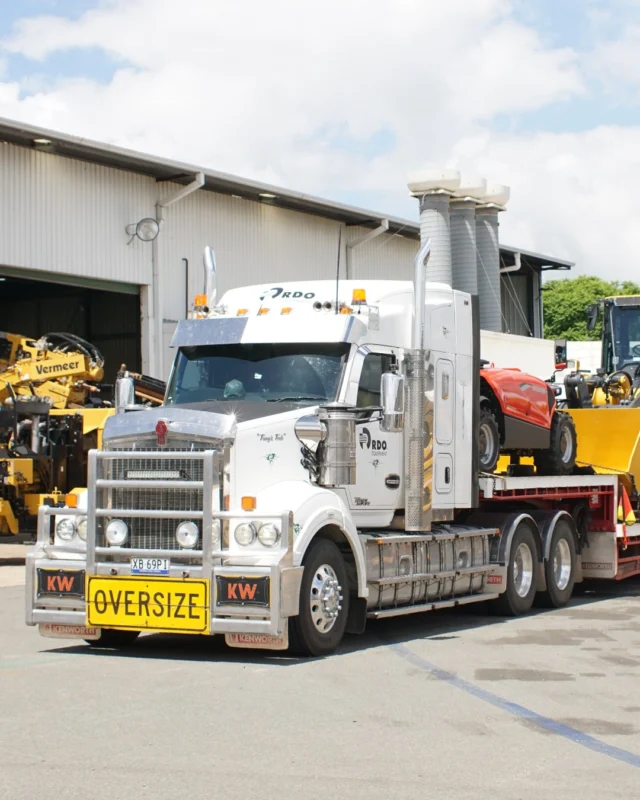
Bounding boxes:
254 481 368 598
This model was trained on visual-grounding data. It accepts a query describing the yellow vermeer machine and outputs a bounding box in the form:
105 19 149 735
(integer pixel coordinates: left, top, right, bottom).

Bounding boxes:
562 296 640 519
0 331 164 537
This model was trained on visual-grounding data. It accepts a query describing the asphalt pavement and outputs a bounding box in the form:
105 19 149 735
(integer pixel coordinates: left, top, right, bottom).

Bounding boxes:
2 565 640 799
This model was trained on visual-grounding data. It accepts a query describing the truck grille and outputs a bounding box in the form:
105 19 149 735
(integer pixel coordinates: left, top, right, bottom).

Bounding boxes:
97 443 219 551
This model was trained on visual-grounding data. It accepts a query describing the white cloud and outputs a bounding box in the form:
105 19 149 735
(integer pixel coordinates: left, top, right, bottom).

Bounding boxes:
452 127 640 272
591 23 640 96
3 0 637 279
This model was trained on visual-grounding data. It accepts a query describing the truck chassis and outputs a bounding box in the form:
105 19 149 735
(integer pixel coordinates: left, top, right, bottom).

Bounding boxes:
25 453 632 655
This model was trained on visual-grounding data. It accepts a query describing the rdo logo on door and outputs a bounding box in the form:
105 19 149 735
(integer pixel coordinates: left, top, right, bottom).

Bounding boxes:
359 427 387 455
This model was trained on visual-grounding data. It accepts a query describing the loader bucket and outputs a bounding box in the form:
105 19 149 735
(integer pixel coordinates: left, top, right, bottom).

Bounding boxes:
568 408 640 484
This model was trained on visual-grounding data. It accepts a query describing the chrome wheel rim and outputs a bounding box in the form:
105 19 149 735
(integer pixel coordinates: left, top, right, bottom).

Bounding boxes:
310 564 343 633
559 427 573 463
553 537 572 591
513 542 534 598
479 422 496 466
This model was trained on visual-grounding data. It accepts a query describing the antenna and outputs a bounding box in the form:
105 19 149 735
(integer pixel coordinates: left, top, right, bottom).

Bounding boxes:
335 225 342 315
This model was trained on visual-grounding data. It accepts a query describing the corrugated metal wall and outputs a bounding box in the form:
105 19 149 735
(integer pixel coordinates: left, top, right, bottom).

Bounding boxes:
157 186 418 317
0 143 421 378
3 141 545 379
0 143 155 285
501 273 532 337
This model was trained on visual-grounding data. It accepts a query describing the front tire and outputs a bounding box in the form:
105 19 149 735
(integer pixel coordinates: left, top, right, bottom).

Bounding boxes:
289 538 349 657
492 521 538 616
537 519 576 608
534 412 577 476
86 629 140 648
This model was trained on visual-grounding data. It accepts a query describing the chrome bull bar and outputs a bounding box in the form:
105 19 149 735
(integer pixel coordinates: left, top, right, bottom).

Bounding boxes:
26 449 302 638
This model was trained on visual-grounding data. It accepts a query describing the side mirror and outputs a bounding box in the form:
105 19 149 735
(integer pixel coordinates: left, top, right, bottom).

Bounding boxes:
380 372 404 432
586 304 599 331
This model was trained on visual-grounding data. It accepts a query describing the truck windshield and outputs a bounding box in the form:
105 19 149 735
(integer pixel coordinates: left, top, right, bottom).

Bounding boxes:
165 342 350 406
605 304 640 372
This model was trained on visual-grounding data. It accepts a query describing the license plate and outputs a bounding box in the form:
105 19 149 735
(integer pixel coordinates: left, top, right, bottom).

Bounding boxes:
39 624 100 640
130 557 170 575
225 631 288 651
215 575 270 607
86 576 209 634
37 568 85 597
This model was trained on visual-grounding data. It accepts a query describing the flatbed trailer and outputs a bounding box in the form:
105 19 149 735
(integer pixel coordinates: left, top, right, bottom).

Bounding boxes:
479 473 639 582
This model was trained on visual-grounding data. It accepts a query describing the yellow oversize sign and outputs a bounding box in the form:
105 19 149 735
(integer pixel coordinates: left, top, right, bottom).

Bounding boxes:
87 576 210 634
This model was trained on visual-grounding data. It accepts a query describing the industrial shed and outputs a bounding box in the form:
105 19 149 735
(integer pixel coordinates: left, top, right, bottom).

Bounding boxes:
0 117 573 382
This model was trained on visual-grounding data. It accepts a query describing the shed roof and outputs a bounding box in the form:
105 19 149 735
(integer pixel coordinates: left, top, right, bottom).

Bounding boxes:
0 116 573 272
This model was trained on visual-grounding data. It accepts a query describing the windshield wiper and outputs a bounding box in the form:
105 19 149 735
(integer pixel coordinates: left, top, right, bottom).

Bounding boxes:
266 395 327 403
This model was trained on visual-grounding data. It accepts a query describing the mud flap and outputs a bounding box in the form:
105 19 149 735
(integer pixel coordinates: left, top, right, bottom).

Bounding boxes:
225 630 289 651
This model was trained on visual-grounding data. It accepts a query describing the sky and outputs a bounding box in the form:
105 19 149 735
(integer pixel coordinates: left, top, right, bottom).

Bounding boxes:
1 0 640 278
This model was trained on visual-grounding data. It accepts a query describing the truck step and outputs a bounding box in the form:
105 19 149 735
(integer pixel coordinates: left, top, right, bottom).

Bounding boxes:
367 592 500 619
368 564 495 585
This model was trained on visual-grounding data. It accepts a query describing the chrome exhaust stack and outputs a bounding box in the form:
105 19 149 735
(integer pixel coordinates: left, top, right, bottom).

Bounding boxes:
404 238 433 532
203 246 217 309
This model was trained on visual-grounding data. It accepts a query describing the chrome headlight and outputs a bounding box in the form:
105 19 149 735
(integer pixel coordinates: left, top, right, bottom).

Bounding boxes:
77 517 88 542
257 523 280 547
105 519 128 546
176 521 199 549
56 518 77 541
234 522 257 546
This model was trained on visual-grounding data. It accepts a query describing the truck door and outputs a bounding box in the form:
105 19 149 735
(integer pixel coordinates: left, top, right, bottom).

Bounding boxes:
434 357 454 497
346 349 403 519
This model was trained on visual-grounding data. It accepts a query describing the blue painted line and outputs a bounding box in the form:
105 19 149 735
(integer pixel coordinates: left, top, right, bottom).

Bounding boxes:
392 642 640 769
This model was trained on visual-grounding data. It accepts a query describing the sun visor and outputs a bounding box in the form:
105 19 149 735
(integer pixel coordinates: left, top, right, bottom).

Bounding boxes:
171 314 365 347
171 318 248 348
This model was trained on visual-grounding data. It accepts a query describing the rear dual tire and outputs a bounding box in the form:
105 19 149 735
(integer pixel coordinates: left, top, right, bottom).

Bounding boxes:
536 520 576 608
492 522 538 616
492 518 576 615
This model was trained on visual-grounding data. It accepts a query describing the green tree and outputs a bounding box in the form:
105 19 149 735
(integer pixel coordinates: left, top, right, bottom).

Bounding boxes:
542 276 640 341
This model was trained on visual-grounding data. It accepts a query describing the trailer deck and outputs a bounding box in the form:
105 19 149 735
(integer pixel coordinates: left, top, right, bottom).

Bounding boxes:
480 473 640 581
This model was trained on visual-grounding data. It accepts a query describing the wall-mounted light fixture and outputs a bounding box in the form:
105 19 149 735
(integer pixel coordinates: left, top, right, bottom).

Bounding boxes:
125 217 160 244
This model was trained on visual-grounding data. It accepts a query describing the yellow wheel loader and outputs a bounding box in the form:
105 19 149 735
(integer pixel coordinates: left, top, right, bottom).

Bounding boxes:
560 297 640 509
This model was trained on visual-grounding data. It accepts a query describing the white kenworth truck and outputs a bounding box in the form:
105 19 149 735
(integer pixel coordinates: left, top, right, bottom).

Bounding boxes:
25 243 637 656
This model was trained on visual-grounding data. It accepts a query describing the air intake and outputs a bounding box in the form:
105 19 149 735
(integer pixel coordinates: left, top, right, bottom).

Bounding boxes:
450 176 486 296
476 185 510 333
408 169 460 287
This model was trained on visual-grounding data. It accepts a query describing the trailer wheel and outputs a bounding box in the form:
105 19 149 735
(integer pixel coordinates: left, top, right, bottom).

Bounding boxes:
537 519 576 608
478 407 500 474
289 538 349 657
492 522 538 616
534 412 577 476
86 629 140 648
